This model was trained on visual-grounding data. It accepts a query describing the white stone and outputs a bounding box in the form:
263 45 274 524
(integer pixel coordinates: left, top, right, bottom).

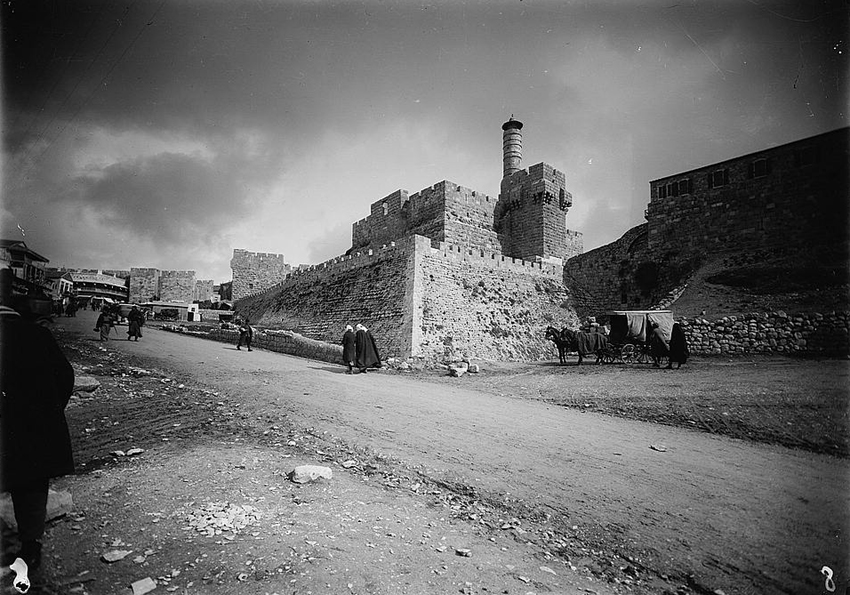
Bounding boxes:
290 465 333 483
74 376 100 392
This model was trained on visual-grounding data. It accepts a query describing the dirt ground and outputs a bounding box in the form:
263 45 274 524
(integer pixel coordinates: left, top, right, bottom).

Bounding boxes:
8 310 849 595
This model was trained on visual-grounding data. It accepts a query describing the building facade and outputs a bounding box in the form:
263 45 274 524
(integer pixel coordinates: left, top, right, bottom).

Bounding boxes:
564 127 850 312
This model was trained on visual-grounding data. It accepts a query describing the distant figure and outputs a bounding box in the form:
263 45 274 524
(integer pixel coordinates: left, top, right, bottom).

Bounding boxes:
0 271 75 573
354 323 381 373
64 298 76 317
666 322 689 369
648 322 669 368
341 325 356 374
94 307 115 341
127 306 144 341
237 319 253 351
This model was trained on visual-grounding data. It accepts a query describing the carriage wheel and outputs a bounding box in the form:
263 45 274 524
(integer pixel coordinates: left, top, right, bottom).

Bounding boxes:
620 344 636 365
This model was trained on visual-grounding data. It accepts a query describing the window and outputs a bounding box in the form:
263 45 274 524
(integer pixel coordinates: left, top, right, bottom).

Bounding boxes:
707 168 729 189
658 184 667 199
678 179 692 195
748 158 771 178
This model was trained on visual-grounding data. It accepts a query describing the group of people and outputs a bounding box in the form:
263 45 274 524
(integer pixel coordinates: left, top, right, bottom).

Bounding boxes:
341 323 381 374
94 305 146 341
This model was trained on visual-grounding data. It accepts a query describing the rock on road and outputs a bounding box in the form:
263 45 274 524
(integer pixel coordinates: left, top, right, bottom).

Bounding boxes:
64 315 848 595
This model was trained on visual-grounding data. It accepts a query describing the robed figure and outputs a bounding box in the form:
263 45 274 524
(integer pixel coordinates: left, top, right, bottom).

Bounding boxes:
341 325 356 374
354 323 381 373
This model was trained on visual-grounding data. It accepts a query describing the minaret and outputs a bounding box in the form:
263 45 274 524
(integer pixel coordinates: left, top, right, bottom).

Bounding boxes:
501 116 523 179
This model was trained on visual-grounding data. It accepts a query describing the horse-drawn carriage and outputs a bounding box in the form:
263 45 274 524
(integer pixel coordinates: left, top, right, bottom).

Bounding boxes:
545 310 674 365
597 310 674 364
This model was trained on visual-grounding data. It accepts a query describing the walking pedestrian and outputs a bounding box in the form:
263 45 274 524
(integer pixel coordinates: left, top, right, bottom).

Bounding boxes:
648 322 669 368
94 306 115 342
666 322 689 369
0 269 75 573
237 318 253 351
341 325 356 374
126 306 144 341
354 323 381 373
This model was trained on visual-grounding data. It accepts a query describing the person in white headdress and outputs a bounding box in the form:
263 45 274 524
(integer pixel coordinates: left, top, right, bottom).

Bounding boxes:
354 323 381 373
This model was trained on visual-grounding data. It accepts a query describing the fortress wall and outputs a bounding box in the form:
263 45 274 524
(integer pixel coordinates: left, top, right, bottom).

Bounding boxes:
230 249 291 301
564 229 584 260
129 268 160 303
236 241 415 358
159 270 196 303
235 235 579 362
194 279 215 302
413 236 578 362
563 225 650 316
350 181 503 254
440 183 502 251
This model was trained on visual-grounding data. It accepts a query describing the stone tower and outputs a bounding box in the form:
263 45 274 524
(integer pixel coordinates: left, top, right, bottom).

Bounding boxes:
495 117 573 264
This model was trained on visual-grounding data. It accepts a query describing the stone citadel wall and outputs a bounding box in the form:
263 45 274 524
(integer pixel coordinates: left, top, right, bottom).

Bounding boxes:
159 270 196 303
230 249 291 301
351 181 503 253
129 268 160 303
235 234 575 362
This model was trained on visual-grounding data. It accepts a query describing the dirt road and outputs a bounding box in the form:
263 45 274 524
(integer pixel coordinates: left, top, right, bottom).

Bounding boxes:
47 312 849 595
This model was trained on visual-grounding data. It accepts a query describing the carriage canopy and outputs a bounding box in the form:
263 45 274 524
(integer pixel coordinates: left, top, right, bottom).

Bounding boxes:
604 310 674 344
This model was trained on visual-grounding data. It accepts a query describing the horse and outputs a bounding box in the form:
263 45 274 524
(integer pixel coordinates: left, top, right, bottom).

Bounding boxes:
545 326 610 365
545 326 570 364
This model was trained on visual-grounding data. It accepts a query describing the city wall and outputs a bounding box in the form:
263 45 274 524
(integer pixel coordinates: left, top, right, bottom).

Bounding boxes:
129 268 160 303
159 270 196 303
230 250 291 301
235 235 577 362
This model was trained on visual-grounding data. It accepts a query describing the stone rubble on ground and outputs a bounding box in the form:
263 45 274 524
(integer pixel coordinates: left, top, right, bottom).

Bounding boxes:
183 502 260 537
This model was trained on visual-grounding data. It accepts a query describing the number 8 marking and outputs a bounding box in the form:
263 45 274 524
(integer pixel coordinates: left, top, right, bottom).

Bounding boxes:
821 566 835 593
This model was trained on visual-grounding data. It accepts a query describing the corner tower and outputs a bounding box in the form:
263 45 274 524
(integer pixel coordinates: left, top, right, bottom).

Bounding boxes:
494 117 578 264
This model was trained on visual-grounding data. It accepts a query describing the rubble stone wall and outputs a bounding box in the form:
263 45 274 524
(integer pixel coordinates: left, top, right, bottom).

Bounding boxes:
679 311 849 356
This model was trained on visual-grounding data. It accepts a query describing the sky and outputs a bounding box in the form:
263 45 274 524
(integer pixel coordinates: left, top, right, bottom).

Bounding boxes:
2 0 847 283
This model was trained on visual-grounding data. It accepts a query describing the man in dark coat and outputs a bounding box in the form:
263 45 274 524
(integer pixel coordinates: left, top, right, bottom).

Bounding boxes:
237 318 253 351
354 323 381 373
0 288 75 571
341 325 356 374
127 305 144 341
666 322 689 369
648 322 670 368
